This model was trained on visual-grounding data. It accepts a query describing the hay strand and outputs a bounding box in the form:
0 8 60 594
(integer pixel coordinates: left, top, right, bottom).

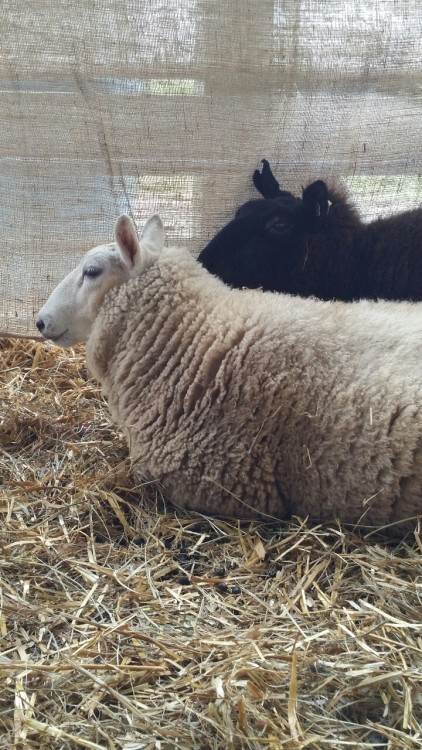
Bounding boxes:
0 338 421 749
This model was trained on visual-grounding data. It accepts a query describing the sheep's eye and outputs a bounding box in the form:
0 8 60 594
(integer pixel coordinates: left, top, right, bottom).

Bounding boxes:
83 266 102 280
265 217 289 233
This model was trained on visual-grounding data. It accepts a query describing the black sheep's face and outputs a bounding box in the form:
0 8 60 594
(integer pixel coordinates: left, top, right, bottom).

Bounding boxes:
236 180 330 253
238 180 330 228
198 181 331 291
235 196 306 263
198 200 303 289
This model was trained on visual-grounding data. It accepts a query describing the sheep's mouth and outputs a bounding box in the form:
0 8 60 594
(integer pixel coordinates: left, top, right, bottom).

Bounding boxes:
48 329 69 343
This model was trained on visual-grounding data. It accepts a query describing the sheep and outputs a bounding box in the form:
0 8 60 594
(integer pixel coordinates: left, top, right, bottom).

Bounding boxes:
36 214 422 538
198 159 422 302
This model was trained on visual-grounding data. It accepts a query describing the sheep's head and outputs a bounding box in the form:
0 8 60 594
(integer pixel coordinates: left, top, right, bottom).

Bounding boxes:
252 159 331 226
36 213 165 346
197 176 333 291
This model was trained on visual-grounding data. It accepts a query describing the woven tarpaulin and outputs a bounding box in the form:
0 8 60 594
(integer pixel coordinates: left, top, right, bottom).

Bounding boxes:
0 0 421 337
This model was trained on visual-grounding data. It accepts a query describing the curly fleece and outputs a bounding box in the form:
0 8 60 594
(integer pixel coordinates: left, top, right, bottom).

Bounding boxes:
86 246 422 536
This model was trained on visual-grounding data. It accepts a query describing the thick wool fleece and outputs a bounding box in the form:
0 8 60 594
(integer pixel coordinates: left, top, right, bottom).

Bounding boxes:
86 246 422 536
359 207 422 301
284 182 363 301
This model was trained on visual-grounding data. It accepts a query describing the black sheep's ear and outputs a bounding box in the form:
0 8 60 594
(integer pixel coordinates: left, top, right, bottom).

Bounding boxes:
302 180 330 226
253 159 281 199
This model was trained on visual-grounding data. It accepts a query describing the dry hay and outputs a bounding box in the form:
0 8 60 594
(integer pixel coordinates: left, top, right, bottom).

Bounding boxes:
0 337 421 750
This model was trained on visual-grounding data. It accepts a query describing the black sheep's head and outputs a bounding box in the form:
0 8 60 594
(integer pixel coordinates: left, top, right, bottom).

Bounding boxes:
198 169 332 292
250 159 331 235
198 194 304 290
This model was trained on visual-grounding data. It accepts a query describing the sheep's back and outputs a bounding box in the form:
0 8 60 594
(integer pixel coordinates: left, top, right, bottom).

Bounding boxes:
87 253 422 533
359 208 422 301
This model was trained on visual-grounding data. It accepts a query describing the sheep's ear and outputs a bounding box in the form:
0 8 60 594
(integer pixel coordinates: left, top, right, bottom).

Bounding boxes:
253 159 281 199
140 214 165 254
115 214 141 268
302 180 330 224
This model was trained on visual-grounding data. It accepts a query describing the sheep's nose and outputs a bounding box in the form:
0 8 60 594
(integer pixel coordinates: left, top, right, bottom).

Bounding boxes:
36 318 45 333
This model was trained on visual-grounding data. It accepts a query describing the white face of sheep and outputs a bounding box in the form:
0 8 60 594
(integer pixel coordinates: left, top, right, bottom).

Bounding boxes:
35 214 165 347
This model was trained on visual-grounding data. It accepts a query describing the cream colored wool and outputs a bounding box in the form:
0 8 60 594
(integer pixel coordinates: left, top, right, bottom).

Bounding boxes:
86 244 422 537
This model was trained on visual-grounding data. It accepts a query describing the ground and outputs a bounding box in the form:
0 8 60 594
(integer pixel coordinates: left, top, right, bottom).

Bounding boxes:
0 338 421 750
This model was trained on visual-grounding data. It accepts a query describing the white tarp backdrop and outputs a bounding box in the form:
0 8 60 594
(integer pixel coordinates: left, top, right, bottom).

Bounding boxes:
0 0 421 336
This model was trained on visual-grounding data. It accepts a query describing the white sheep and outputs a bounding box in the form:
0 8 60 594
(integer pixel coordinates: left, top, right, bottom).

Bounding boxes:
36 214 422 537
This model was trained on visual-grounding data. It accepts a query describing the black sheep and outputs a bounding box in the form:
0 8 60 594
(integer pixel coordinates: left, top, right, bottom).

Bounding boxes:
198 160 422 302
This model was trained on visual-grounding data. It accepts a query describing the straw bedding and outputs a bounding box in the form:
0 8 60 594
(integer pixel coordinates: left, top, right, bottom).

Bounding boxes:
0 338 421 750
